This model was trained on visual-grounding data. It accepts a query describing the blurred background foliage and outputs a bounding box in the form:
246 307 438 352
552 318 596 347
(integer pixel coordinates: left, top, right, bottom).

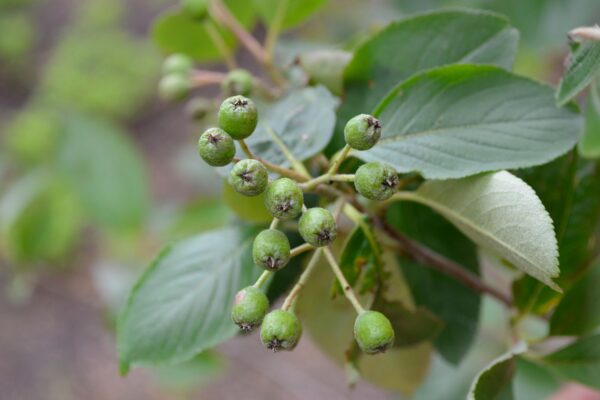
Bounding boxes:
1 0 600 398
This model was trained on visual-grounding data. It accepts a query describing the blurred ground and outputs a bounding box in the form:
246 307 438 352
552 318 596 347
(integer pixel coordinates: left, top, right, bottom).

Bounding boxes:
0 266 389 399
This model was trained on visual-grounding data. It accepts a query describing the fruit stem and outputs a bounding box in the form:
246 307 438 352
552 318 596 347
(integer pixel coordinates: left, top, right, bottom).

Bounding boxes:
269 218 280 229
323 247 366 314
299 174 355 190
191 70 228 87
265 127 311 178
327 144 352 176
264 0 288 62
238 140 308 181
290 243 314 258
209 0 286 87
282 248 322 310
253 270 272 289
203 19 237 70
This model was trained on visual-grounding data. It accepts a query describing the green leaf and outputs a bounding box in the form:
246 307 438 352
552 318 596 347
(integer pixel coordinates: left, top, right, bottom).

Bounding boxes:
334 219 383 296
42 30 158 119
251 0 327 29
0 172 82 265
513 358 561 400
337 9 519 150
512 155 600 313
298 50 351 96
579 82 600 159
152 2 254 62
117 226 262 371
387 202 480 364
295 252 432 395
556 41 600 106
360 64 582 179
542 333 600 389
57 115 150 230
244 86 338 167
550 260 600 335
397 171 560 290
373 297 444 347
467 343 526 400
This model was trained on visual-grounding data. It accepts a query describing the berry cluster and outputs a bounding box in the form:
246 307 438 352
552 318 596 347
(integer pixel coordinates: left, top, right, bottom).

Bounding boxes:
196 91 398 354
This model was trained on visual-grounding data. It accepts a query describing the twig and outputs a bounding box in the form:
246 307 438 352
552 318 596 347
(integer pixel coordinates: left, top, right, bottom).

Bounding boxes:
300 174 355 190
290 243 314 258
327 144 352 176
265 127 311 178
237 140 308 181
254 270 272 289
269 218 280 230
203 19 237 69
282 248 321 310
264 0 288 60
371 216 513 307
191 70 227 87
323 247 366 313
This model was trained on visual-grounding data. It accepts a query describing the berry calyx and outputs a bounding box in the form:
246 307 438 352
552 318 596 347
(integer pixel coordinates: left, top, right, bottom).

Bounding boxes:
231 286 269 332
228 159 268 196
344 114 382 151
218 95 258 140
252 229 291 271
298 207 337 247
260 310 302 352
353 311 395 355
354 162 398 200
159 74 191 102
222 69 254 96
264 178 304 220
162 53 194 76
197 127 236 166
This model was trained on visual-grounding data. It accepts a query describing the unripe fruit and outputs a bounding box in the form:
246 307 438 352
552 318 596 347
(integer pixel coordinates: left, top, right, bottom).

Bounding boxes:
222 69 254 96
354 311 395 354
264 178 303 220
159 74 190 101
185 97 212 121
260 310 302 352
344 114 382 151
252 229 291 271
181 0 208 19
228 159 269 196
231 286 269 332
354 162 398 201
298 207 337 247
162 53 193 75
218 95 258 140
197 127 235 166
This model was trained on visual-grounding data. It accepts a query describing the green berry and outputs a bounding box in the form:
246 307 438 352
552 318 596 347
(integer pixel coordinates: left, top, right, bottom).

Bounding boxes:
185 97 212 120
222 69 254 96
344 114 382 151
159 74 190 101
181 0 208 19
162 53 193 75
264 178 304 220
218 95 258 140
354 311 395 354
252 229 291 271
197 127 235 166
260 310 302 352
228 159 268 196
298 207 337 247
354 162 398 201
231 286 269 332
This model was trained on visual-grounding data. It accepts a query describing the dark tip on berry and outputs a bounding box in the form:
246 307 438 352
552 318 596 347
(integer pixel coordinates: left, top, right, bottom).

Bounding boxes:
238 323 254 333
317 229 332 244
239 170 253 183
267 339 283 352
232 98 248 108
207 133 221 144
383 175 398 188
367 116 381 129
